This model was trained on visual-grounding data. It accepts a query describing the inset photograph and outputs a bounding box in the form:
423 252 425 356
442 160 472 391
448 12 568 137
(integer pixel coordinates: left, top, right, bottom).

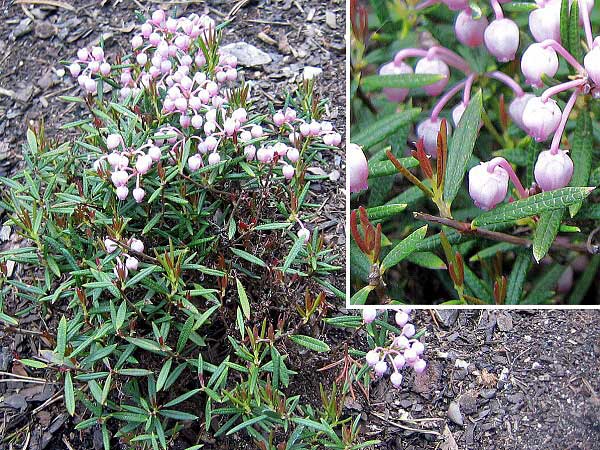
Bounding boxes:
0 1 347 449
349 0 600 306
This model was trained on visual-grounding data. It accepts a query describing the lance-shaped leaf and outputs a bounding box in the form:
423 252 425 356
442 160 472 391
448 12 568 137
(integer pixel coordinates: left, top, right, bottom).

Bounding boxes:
443 90 483 206
368 157 418 178
568 110 593 217
472 187 594 226
352 108 420 150
289 335 330 352
532 209 564 262
349 284 375 305
360 74 444 92
381 225 428 272
505 250 531 305
363 204 408 220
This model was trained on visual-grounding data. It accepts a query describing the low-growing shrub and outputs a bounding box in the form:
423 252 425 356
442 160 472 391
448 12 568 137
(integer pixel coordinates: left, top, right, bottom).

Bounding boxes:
0 9 353 450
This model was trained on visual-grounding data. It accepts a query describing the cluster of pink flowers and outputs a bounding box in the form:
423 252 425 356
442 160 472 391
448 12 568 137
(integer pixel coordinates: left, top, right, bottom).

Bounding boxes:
355 0 597 210
104 235 144 279
362 308 427 388
67 9 342 206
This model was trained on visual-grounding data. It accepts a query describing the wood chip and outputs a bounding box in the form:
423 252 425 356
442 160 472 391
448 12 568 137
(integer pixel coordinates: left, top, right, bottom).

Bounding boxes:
14 0 75 11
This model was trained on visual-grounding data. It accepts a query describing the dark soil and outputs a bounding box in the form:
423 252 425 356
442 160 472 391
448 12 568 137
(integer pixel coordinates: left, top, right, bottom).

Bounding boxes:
0 1 345 449
361 309 600 450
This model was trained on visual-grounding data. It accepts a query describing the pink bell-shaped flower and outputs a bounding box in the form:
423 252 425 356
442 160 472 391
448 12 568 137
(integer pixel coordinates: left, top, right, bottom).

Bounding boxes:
455 10 488 47
390 371 403 387
378 61 413 102
534 149 573 191
414 57 449 96
508 93 534 131
348 143 369 193
416 118 452 158
521 43 558 88
522 97 562 142
468 161 509 210
362 308 377 324
584 45 600 86
529 1 561 42
484 18 520 62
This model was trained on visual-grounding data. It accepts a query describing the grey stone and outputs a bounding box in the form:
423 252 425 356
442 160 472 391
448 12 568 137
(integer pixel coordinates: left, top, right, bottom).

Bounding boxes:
221 42 272 67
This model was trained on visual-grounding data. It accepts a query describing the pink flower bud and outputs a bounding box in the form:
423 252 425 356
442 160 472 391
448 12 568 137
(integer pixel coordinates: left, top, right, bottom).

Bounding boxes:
91 46 104 61
88 60 100 74
251 125 263 138
130 238 144 253
455 9 488 47
133 187 145 203
274 142 288 156
394 335 410 349
69 62 81 77
374 360 388 376
413 359 427 374
257 146 273 163
226 68 237 81
392 354 406 370
84 78 97 94
224 118 236 136
126 256 139 271
366 350 380 366
151 9 166 25
286 148 299 163
100 62 111 76
416 118 452 158
379 61 413 102
165 17 178 33
395 311 409 327
135 154 153 175
468 160 509 210
111 170 129 187
136 52 148 66
77 48 89 61
104 237 118 253
208 152 221 165
188 155 202 171
116 186 129 200
141 23 152 38
390 371 403 387
484 18 520 62
232 108 247 123
131 35 143 49
348 143 368 193
402 323 416 338
522 97 561 142
584 46 600 85
107 134 121 150
148 146 161 162
179 115 191 128
284 108 297 121
509 93 534 131
107 152 121 168
216 70 227 83
160 60 172 74
521 43 558 88
191 115 203 129
298 228 310 243
282 164 295 180
189 96 202 111
244 145 256 161
404 347 418 364
529 1 561 43
412 341 425 356
414 57 449 96
299 122 311 136
205 135 218 151
534 149 573 191
362 308 377 324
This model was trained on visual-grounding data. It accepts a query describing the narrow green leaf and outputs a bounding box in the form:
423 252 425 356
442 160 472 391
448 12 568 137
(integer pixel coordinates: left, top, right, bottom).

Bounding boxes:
352 109 420 150
163 388 202 408
177 316 195 353
235 278 251 320
381 225 428 272
363 204 407 220
282 237 305 274
26 128 38 154
56 316 67 357
568 0 581 62
124 337 163 353
19 359 48 369
472 187 594 226
505 250 531 305
560 0 569 47
443 90 483 205
289 335 330 352
533 209 564 262
368 157 419 178
65 372 75 416
360 74 443 91
225 415 268 436
230 248 266 267
349 284 375 305
568 110 593 217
